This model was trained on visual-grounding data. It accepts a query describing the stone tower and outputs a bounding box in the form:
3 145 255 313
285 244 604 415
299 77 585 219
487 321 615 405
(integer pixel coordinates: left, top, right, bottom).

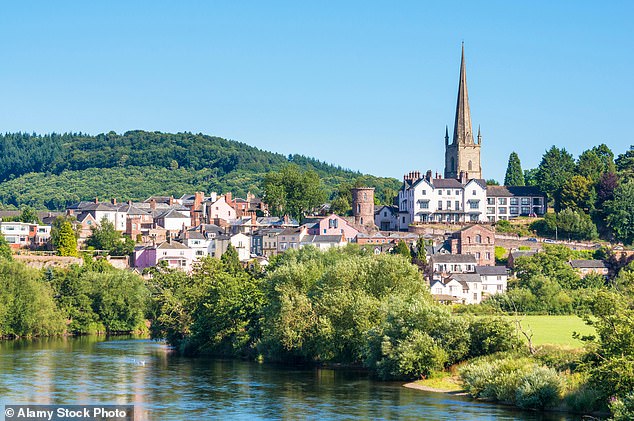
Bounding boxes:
351 187 375 226
444 43 482 180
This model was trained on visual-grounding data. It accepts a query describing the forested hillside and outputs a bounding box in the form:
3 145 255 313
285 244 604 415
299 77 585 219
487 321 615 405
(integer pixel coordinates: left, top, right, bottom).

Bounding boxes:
0 131 400 210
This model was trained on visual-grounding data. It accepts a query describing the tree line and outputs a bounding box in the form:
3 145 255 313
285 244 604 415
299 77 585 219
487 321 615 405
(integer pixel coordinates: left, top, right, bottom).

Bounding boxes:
502 144 634 244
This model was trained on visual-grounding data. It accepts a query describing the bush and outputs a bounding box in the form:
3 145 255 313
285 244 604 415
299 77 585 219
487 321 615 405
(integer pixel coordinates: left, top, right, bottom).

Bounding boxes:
390 330 448 379
610 392 634 421
468 317 520 357
460 356 563 409
515 366 562 409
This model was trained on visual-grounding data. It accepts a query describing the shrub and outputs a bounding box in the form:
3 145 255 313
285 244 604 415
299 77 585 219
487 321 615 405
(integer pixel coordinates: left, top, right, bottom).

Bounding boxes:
515 366 562 409
610 392 634 421
392 330 448 379
468 317 520 357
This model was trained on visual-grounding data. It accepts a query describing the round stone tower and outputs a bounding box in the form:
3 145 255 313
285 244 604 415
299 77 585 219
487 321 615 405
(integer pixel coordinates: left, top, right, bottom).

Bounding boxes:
351 187 375 226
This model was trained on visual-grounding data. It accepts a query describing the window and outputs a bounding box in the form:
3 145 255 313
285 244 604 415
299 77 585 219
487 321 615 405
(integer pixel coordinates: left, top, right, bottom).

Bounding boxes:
473 293 478 300
422 190 426 195
468 160 473 171
438 190 443 195
473 190 477 196
499 207 507 214
438 201 442 210
487 237 491 244
497 284 503 291
402 216 405 223
475 252 481 259
456 190 461 195
533 197 542 205
419 201 429 209
510 206 519 214
469 200 479 210
510 198 518 205
357 204 361 213
486 252 491 260
383 211 387 217
521 197 530 205
487 198 495 205
363 192 367 200
487 207 495 214
475 234 482 243
498 198 507 205
521 206 531 214
497 275 502 281
467 236 471 244
447 200 451 209
455 201 460 210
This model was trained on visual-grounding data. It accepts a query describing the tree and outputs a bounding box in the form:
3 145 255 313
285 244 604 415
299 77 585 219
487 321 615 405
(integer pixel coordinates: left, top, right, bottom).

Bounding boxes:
18 206 41 224
504 152 525 186
0 235 12 260
524 168 538 186
52 219 78 257
391 241 411 259
577 145 615 182
615 145 634 182
486 179 500 186
221 244 243 274
560 175 596 212
262 164 327 220
536 146 576 211
86 218 130 254
605 182 634 245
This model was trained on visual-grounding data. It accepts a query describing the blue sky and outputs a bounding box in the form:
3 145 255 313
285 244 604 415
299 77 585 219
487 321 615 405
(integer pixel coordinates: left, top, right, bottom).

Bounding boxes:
1 1 632 182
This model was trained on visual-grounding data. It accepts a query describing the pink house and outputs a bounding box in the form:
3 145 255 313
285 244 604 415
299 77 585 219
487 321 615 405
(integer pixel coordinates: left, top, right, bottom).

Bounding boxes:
307 214 359 241
133 241 195 272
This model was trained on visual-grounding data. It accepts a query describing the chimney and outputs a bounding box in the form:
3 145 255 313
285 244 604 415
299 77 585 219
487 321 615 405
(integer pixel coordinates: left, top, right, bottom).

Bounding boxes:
150 199 156 210
283 214 289 225
251 211 257 226
225 192 232 204
194 192 204 210
169 196 174 206
94 197 99 204
426 170 432 181
111 198 117 205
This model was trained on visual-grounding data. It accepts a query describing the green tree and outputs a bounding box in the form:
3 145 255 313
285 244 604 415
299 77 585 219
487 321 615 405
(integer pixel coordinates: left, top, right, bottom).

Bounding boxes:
262 164 327 220
616 146 634 182
560 175 596 212
605 181 634 245
53 220 78 257
391 240 411 259
18 206 41 224
524 168 538 186
504 152 525 186
536 146 576 210
86 218 130 254
486 179 500 186
0 235 12 260
221 244 243 274
577 145 615 182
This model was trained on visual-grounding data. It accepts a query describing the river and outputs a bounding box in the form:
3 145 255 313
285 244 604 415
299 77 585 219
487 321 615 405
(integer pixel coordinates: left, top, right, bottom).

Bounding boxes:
0 336 578 420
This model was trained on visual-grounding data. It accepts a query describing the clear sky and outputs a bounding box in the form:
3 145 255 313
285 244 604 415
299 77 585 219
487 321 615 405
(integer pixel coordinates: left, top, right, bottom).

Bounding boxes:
1 1 632 182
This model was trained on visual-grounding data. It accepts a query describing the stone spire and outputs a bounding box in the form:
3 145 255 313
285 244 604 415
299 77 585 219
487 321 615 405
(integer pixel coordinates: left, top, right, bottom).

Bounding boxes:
445 125 449 145
452 43 474 145
477 125 481 144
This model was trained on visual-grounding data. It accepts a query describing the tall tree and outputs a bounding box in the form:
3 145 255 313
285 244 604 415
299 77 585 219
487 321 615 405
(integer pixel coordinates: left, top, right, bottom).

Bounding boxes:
53 220 78 257
86 218 122 252
504 152 525 186
605 182 634 245
262 164 327 220
616 146 634 182
535 146 576 211
577 144 615 182
523 168 538 186
18 206 41 224
560 175 596 212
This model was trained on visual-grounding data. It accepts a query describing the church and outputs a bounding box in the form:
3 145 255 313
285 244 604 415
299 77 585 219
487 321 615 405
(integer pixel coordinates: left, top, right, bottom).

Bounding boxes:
393 45 546 229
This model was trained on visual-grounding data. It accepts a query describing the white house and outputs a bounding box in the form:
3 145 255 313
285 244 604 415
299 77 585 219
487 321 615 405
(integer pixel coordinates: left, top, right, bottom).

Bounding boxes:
431 273 487 305
154 209 191 232
300 234 346 251
215 233 252 262
429 254 477 279
0 221 31 248
475 265 509 297
485 186 547 222
374 205 399 231
397 171 487 228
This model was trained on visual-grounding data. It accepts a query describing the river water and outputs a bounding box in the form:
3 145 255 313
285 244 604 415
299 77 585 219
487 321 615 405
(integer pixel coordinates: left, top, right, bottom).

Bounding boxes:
0 336 577 420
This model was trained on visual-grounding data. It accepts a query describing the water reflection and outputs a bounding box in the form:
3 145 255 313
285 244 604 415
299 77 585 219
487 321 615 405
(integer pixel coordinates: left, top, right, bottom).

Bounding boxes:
0 337 575 420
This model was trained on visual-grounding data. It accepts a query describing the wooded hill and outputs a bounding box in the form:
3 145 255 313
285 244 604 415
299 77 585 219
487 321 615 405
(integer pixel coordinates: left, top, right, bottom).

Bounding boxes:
0 131 400 210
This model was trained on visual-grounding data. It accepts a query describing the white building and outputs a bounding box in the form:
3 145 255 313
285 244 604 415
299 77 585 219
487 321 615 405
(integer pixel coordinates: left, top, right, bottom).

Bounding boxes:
429 254 477 279
397 171 487 229
475 265 509 297
485 186 547 222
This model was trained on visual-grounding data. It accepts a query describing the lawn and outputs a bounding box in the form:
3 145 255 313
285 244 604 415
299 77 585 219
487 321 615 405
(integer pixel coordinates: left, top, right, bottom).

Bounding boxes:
505 315 595 347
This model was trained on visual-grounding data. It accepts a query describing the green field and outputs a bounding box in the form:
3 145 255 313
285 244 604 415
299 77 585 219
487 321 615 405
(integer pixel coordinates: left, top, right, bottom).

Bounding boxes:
505 315 595 347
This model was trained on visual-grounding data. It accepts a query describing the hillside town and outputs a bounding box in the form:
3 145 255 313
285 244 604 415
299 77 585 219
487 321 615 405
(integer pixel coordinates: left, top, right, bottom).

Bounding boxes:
0 45 613 307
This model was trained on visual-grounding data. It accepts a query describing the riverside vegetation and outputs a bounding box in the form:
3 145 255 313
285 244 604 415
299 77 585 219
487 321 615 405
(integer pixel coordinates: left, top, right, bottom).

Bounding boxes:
2 244 634 418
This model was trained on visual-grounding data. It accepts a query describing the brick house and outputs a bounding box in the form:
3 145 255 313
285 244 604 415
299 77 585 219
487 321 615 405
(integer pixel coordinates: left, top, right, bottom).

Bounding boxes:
450 225 495 266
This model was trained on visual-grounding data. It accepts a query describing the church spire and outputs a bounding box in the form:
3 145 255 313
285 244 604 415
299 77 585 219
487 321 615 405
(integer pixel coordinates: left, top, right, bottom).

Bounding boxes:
452 43 474 145
445 125 449 145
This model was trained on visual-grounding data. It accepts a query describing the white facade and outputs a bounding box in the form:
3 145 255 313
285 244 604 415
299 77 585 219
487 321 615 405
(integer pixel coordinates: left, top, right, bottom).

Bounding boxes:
206 196 236 222
398 174 487 227
0 222 30 247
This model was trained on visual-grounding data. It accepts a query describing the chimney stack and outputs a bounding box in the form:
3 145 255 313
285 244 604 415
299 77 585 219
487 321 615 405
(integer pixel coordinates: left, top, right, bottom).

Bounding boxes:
111 198 117 205
426 170 432 181
251 211 257 226
169 196 174 206
94 197 99 204
150 199 156 210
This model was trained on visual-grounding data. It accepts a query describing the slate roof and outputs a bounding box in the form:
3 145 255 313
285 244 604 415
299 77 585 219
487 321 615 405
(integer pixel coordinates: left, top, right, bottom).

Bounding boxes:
570 259 607 269
301 234 344 243
447 273 481 284
510 250 537 259
486 186 545 197
156 241 190 250
475 266 508 276
431 254 477 264
431 178 465 189
155 209 189 219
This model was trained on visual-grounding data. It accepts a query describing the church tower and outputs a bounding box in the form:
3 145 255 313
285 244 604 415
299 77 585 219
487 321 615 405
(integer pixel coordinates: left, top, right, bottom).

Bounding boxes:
444 43 482 180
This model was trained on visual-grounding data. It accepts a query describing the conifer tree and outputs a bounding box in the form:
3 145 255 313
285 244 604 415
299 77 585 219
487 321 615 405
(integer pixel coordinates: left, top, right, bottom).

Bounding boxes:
504 152 525 186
